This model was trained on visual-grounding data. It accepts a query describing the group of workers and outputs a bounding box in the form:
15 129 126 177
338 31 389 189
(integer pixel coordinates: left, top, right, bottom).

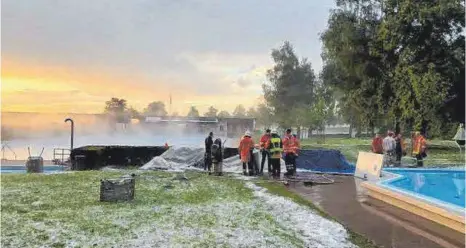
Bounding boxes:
204 129 301 179
372 130 427 167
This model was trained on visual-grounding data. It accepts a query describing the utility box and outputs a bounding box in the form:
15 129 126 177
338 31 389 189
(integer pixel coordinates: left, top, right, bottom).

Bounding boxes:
100 177 135 202
26 156 44 173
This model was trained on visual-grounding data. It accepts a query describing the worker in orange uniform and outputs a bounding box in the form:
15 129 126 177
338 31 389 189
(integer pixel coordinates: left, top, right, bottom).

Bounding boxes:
238 131 255 176
371 134 383 154
259 129 272 176
412 131 427 167
283 129 298 177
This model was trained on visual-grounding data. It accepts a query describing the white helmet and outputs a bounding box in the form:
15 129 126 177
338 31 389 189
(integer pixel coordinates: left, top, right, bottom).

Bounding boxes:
271 130 278 134
245 130 251 136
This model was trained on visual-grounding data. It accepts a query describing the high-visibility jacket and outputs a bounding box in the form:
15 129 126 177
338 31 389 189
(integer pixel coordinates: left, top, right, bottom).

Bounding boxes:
283 135 298 154
238 136 254 163
413 135 427 155
259 134 271 149
266 137 283 159
283 135 292 153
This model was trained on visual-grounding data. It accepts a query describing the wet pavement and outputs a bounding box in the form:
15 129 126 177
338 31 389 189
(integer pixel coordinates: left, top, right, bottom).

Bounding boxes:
289 174 465 248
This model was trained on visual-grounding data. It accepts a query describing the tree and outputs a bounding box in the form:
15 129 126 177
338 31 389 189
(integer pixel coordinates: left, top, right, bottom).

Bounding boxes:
378 0 465 136
255 103 274 129
144 101 167 116
218 111 231 118
187 106 200 118
232 105 247 117
104 97 127 114
320 2 385 136
320 0 464 138
204 106 218 117
104 97 128 123
128 107 142 120
263 41 317 128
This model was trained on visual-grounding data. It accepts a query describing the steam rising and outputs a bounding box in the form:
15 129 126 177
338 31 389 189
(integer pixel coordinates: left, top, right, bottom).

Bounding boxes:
2 113 238 160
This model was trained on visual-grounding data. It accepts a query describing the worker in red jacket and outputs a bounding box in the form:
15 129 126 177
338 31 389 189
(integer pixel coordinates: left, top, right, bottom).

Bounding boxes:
259 129 272 175
238 131 255 176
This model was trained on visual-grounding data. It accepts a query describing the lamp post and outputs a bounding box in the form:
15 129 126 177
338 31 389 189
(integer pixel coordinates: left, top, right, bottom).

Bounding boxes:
65 118 74 150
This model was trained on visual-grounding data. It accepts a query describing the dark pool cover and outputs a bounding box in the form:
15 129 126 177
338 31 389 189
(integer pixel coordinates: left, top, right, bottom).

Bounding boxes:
295 149 355 174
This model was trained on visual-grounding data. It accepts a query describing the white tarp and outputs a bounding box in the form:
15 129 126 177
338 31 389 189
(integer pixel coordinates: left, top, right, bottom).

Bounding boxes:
140 146 205 171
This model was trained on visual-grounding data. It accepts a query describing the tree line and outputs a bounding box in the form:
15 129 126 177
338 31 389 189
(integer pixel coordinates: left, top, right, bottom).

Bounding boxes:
262 0 464 138
103 98 265 121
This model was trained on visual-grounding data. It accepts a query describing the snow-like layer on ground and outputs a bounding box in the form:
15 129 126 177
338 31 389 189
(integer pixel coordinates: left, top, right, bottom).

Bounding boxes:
245 183 356 248
19 184 355 248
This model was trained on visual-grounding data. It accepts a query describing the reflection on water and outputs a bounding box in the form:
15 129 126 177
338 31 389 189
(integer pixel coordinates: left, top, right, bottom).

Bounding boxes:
2 133 238 160
388 171 465 208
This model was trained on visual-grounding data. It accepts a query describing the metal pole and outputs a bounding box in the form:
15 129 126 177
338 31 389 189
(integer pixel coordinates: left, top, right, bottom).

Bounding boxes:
65 118 74 151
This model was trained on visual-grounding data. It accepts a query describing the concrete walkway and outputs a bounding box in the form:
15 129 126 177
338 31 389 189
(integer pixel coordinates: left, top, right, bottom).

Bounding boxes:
289 174 465 248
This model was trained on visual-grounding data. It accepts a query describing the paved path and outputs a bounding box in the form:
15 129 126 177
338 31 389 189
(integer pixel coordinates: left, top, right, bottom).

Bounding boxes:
289 174 465 248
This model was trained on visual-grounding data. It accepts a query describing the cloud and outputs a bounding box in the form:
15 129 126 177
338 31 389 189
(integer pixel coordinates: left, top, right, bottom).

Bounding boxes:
1 0 336 113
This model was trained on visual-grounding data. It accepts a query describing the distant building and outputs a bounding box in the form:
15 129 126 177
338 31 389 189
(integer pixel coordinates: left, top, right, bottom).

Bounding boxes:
142 116 255 137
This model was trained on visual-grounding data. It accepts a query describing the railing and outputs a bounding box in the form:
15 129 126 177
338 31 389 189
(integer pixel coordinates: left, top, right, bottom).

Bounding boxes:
53 148 71 165
1 143 17 161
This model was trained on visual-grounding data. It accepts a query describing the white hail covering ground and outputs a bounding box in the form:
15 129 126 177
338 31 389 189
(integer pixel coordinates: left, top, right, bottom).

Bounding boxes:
25 181 356 248
124 183 357 248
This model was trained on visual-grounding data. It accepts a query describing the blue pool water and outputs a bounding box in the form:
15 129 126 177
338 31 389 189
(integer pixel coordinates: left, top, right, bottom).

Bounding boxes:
382 168 465 208
0 166 65 174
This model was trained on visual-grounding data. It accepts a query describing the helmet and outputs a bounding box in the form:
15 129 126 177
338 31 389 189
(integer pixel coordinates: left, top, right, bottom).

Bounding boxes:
271 130 278 134
245 130 251 136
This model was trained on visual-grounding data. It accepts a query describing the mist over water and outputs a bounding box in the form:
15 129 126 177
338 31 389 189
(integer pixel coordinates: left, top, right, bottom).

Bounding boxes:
2 122 238 160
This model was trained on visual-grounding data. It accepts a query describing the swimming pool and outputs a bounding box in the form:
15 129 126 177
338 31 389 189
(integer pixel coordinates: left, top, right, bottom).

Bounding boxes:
0 166 66 174
381 168 465 209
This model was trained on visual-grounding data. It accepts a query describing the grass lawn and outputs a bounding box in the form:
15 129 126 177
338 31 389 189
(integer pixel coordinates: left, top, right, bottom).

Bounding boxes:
300 137 465 166
1 170 365 248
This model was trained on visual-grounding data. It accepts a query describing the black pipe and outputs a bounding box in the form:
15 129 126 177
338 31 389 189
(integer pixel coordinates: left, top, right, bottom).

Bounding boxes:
65 118 74 150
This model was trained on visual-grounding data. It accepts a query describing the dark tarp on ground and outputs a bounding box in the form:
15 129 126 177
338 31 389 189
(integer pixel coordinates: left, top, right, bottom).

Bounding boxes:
71 145 240 170
295 149 355 174
71 146 169 170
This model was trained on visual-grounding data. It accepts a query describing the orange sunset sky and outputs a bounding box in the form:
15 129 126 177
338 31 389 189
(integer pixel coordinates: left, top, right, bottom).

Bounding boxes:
1 0 333 115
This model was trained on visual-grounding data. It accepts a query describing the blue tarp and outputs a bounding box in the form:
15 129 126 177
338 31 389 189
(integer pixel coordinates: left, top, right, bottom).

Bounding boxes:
295 149 355 174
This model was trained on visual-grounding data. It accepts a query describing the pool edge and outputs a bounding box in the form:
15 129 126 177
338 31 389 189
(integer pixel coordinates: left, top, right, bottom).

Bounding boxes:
361 181 465 234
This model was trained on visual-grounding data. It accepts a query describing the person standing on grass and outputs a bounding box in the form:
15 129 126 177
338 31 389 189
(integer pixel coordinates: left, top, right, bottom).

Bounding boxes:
382 130 396 167
211 138 223 176
371 134 383 154
266 130 283 180
259 129 272 176
412 131 427 167
204 132 214 172
238 131 255 176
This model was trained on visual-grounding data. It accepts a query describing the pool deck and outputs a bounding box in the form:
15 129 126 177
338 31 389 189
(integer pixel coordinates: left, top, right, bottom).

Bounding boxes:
290 174 466 248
